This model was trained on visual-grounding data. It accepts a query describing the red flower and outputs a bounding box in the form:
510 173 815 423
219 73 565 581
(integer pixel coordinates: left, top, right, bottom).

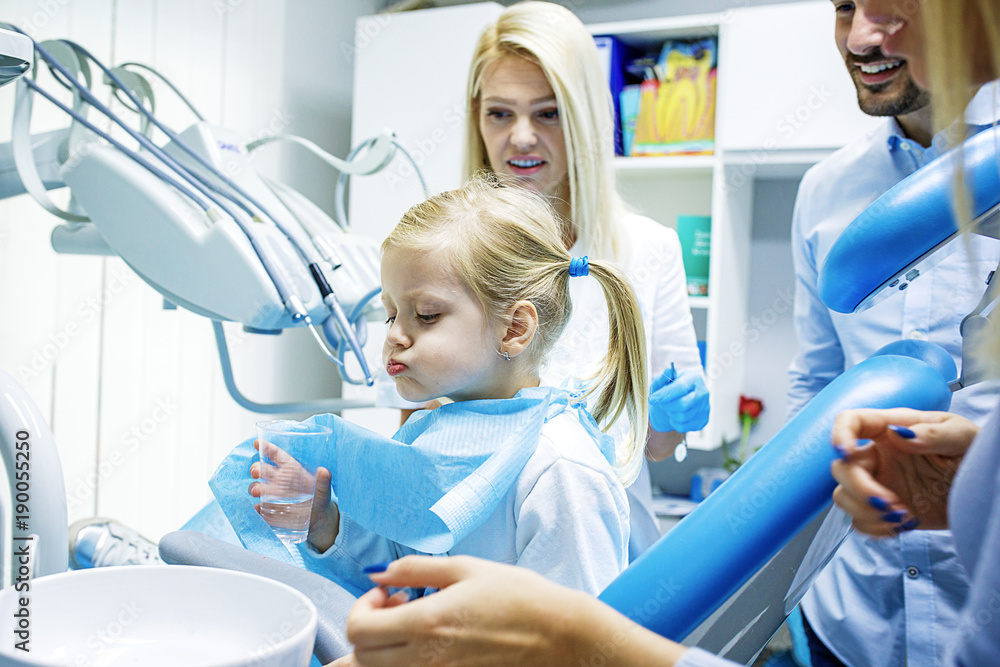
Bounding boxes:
739 395 764 420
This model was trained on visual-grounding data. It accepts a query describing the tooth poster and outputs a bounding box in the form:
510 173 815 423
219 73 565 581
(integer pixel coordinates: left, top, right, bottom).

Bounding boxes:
631 38 717 156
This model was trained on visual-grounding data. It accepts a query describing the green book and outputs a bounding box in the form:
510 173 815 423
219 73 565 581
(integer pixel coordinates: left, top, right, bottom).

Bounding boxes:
677 215 711 296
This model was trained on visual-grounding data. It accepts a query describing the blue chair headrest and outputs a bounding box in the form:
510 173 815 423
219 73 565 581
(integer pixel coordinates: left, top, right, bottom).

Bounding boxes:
819 124 1000 314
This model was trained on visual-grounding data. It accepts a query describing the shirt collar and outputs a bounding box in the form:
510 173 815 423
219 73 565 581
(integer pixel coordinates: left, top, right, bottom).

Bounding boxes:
884 81 1000 166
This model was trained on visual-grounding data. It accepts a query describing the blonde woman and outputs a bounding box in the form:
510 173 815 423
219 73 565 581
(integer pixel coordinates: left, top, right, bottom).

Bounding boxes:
328 1 1000 666
465 1 710 559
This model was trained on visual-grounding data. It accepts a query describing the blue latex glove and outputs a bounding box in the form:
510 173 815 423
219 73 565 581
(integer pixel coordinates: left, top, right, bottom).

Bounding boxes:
649 365 710 433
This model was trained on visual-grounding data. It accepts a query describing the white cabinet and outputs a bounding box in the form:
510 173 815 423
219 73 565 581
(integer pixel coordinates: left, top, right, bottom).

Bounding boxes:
718 1 883 153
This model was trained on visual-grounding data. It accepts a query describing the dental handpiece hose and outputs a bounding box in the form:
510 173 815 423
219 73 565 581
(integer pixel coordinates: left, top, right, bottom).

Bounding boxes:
309 263 374 386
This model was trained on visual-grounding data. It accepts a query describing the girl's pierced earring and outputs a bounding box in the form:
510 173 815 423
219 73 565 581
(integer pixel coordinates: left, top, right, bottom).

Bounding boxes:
497 349 511 361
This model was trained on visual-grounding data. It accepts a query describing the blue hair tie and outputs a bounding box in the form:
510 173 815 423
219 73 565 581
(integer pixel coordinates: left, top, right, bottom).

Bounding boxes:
569 255 589 278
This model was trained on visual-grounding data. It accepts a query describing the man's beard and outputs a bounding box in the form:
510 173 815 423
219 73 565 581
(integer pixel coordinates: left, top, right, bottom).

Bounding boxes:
852 70 931 116
847 50 931 117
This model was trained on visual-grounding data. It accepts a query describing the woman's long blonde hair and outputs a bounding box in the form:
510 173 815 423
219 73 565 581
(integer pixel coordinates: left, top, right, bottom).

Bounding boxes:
923 0 1000 360
464 1 627 259
383 177 648 486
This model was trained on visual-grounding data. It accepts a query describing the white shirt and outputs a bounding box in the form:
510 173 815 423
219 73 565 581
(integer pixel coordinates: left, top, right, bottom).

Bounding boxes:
307 407 629 596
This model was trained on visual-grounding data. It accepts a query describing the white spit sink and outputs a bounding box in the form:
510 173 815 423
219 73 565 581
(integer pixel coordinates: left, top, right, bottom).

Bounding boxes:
0 565 317 666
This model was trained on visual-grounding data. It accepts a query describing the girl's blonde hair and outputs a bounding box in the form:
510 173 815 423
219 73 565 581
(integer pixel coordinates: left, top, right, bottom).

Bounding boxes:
382 176 648 486
923 0 1000 361
464 1 627 259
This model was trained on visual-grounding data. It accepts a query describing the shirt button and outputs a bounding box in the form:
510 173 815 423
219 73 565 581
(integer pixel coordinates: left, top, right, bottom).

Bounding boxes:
908 331 926 340
901 142 911 151
906 566 920 579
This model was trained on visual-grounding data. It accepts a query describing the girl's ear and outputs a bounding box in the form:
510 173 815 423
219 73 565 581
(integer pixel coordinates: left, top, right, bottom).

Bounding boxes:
501 300 538 359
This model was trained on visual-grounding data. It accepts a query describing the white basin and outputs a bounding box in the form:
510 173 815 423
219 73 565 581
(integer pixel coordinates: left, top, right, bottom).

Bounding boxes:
0 565 317 666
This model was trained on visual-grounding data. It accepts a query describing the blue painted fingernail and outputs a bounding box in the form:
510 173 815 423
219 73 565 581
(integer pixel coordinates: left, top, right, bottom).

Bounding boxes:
895 518 920 533
363 562 390 574
832 444 849 460
882 510 907 523
868 496 891 511
889 425 916 439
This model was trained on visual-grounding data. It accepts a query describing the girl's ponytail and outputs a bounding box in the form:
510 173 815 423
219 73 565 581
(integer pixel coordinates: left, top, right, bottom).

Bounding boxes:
568 257 648 486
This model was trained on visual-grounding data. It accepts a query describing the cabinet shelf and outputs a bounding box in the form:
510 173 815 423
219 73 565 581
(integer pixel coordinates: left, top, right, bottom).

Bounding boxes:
688 296 710 309
614 155 716 174
724 148 836 179
588 14 720 46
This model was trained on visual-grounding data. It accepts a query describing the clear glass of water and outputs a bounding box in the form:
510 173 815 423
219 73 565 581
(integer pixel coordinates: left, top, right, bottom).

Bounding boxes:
256 419 331 546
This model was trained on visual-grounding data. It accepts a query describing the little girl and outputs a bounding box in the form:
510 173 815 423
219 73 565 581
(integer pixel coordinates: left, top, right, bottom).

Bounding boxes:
229 177 649 596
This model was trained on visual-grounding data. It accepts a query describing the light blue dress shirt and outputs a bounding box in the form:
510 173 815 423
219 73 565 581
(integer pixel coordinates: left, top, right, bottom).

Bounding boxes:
788 84 1000 666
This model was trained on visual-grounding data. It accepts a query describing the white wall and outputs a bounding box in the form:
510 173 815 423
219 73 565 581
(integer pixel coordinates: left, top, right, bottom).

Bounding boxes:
417 0 809 22
742 178 801 446
0 0 374 542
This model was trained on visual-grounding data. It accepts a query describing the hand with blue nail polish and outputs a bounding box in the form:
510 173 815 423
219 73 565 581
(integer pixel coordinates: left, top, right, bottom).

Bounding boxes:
829 408 979 536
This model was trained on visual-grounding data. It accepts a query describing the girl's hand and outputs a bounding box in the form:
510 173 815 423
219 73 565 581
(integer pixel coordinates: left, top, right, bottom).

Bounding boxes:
248 440 340 551
829 408 979 536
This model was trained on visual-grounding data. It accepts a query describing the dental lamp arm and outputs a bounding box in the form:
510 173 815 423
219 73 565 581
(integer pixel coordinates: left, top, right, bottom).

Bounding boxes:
247 129 396 177
212 321 373 414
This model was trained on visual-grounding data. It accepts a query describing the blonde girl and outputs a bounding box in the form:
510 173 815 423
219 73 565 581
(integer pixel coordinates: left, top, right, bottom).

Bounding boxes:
251 177 650 597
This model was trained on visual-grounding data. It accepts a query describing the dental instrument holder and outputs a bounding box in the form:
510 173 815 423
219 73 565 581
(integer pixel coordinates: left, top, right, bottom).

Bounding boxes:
819 123 1000 389
0 31 414 411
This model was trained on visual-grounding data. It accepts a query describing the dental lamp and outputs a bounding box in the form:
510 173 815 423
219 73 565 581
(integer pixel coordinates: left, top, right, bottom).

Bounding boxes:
0 27 31 86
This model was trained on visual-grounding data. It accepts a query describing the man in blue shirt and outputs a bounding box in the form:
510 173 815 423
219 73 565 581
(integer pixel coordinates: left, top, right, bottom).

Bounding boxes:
789 2 1000 666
